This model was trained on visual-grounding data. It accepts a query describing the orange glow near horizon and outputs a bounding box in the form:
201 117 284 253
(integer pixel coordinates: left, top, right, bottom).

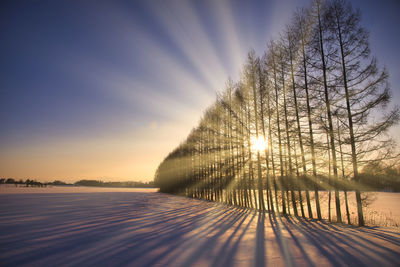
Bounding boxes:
0 120 196 183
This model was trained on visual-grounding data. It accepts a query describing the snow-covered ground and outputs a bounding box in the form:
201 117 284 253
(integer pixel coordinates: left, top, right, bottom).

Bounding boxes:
0 187 399 266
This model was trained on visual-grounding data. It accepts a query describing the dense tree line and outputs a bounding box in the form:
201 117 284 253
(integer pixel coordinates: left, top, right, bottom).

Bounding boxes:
154 0 398 226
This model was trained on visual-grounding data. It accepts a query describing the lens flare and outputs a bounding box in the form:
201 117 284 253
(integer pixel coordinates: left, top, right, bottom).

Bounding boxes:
250 136 267 152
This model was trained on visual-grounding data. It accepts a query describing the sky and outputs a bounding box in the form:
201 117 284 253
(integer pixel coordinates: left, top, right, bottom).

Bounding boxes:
1 0 399 183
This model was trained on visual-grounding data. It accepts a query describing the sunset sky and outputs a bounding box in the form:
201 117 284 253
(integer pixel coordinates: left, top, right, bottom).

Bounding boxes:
1 0 399 182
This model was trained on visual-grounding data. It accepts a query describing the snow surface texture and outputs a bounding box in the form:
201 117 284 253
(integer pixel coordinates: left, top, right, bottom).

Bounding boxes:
0 188 399 266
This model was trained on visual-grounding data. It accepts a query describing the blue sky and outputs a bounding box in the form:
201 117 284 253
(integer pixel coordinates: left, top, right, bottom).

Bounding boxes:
1 0 399 182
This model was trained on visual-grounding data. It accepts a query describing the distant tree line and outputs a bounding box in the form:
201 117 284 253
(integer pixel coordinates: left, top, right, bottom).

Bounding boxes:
0 178 47 187
359 163 400 192
0 178 155 188
154 0 399 226
74 180 155 188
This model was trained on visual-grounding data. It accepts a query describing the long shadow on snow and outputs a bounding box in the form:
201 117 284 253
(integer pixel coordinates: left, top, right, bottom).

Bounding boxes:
1 192 400 266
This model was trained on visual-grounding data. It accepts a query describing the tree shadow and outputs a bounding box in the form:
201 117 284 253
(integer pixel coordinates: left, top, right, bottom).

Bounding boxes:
1 192 400 266
271 214 400 266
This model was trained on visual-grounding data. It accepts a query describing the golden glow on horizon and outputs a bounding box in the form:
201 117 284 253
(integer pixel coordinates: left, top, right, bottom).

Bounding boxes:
0 121 190 183
250 135 267 153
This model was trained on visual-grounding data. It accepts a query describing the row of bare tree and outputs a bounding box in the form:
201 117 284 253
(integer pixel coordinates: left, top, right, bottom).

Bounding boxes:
154 0 398 226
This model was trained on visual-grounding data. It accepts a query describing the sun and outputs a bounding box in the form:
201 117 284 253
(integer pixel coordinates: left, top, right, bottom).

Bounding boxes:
250 136 267 152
